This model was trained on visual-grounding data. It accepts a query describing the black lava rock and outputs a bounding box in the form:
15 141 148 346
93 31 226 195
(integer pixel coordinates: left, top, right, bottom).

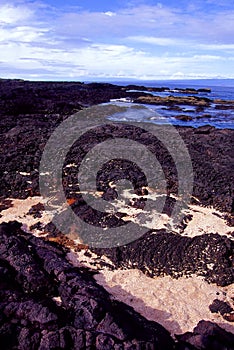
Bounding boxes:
0 221 175 349
93 230 234 286
176 320 234 350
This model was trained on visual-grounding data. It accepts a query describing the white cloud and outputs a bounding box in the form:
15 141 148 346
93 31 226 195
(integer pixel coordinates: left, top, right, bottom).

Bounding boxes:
0 26 50 43
0 1 234 80
1 37 233 80
199 44 234 50
0 3 33 24
127 36 187 46
53 5 234 44
104 11 116 17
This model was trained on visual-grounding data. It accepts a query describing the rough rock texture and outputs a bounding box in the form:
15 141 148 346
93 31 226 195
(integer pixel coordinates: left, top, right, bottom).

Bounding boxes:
209 299 234 316
135 95 212 107
0 80 129 200
0 221 175 349
209 299 234 322
1 222 234 349
0 79 233 215
178 126 234 214
0 79 234 349
93 230 234 286
176 321 234 350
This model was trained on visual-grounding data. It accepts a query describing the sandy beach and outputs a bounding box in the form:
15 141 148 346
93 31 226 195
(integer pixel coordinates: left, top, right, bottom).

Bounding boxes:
1 195 233 338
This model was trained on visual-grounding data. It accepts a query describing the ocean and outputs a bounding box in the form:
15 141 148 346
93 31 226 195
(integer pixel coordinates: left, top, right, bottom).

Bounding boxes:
104 79 234 129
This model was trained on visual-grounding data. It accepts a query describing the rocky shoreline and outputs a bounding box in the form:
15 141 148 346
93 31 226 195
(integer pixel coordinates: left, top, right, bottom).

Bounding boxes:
0 79 233 349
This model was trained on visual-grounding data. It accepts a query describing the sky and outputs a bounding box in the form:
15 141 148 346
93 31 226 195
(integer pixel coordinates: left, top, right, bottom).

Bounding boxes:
0 0 234 80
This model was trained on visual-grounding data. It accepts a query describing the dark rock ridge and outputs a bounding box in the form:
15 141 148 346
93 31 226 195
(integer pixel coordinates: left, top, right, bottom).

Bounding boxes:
209 299 234 322
135 95 212 107
176 321 234 350
93 230 234 287
57 123 232 216
0 79 233 214
0 221 174 349
177 126 233 214
209 299 234 316
124 84 211 94
1 221 234 350
0 79 234 349
175 114 193 121
0 79 127 116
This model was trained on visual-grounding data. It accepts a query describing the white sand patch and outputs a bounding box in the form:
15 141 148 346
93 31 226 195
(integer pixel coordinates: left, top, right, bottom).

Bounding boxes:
105 187 233 238
18 171 31 176
94 269 234 336
66 248 234 336
0 195 233 337
52 296 62 306
0 197 52 235
123 210 169 230
67 249 115 271
65 163 77 168
0 192 232 240
181 205 233 238
104 187 170 230
0 191 233 240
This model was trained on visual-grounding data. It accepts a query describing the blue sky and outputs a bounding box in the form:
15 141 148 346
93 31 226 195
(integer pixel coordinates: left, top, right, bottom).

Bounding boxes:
0 0 234 80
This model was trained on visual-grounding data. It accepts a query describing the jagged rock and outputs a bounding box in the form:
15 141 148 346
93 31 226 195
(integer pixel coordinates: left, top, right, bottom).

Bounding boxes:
0 79 233 349
176 320 234 350
0 199 13 213
27 202 45 218
209 299 233 315
93 230 234 286
0 80 233 214
0 221 175 349
215 104 234 110
197 88 211 93
175 115 193 121
209 299 234 322
135 95 212 107
0 222 56 295
1 221 233 349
